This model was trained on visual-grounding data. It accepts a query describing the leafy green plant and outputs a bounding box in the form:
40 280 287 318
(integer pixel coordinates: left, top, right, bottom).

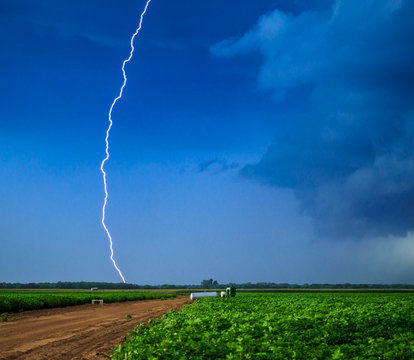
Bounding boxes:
1 312 8 322
112 293 414 359
126 314 132 320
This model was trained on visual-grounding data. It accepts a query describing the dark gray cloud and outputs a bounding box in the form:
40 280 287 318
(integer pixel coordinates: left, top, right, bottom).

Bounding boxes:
198 158 239 174
212 0 414 238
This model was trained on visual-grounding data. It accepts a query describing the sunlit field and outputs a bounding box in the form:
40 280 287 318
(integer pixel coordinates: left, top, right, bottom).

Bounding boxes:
113 292 414 359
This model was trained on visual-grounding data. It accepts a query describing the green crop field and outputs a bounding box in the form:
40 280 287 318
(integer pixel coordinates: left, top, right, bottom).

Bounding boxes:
0 290 174 313
112 292 414 359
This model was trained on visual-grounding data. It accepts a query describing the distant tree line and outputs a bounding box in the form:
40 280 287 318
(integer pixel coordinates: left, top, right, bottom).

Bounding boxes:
1 280 414 290
224 282 414 290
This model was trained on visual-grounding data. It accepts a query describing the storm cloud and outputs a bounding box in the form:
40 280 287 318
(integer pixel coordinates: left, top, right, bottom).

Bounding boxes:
212 0 414 238
198 158 240 174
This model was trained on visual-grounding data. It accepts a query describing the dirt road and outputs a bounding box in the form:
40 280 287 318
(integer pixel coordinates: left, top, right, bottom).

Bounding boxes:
0 296 189 360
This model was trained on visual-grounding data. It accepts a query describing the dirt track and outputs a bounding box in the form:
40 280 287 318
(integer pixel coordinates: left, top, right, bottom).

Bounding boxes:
0 296 189 360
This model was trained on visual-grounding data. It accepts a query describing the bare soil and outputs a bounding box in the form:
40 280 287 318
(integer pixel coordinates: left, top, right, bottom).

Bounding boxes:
0 296 189 360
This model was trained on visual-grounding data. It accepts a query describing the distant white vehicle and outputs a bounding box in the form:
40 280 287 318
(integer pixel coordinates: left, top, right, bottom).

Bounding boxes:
90 287 98 291
190 292 217 300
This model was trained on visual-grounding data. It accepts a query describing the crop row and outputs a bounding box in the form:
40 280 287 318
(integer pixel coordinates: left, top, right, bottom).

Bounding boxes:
0 291 174 313
112 293 414 359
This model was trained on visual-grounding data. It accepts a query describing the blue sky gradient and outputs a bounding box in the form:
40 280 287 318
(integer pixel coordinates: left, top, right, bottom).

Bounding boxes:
1 0 413 284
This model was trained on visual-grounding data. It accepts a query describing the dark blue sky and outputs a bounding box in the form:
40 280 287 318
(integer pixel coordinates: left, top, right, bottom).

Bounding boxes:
1 0 414 284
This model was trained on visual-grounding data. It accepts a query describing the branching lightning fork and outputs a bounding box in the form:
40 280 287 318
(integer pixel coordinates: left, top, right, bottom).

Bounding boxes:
100 0 152 283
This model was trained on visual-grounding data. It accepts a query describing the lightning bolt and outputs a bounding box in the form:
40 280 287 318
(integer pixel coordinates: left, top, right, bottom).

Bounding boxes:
100 0 152 283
